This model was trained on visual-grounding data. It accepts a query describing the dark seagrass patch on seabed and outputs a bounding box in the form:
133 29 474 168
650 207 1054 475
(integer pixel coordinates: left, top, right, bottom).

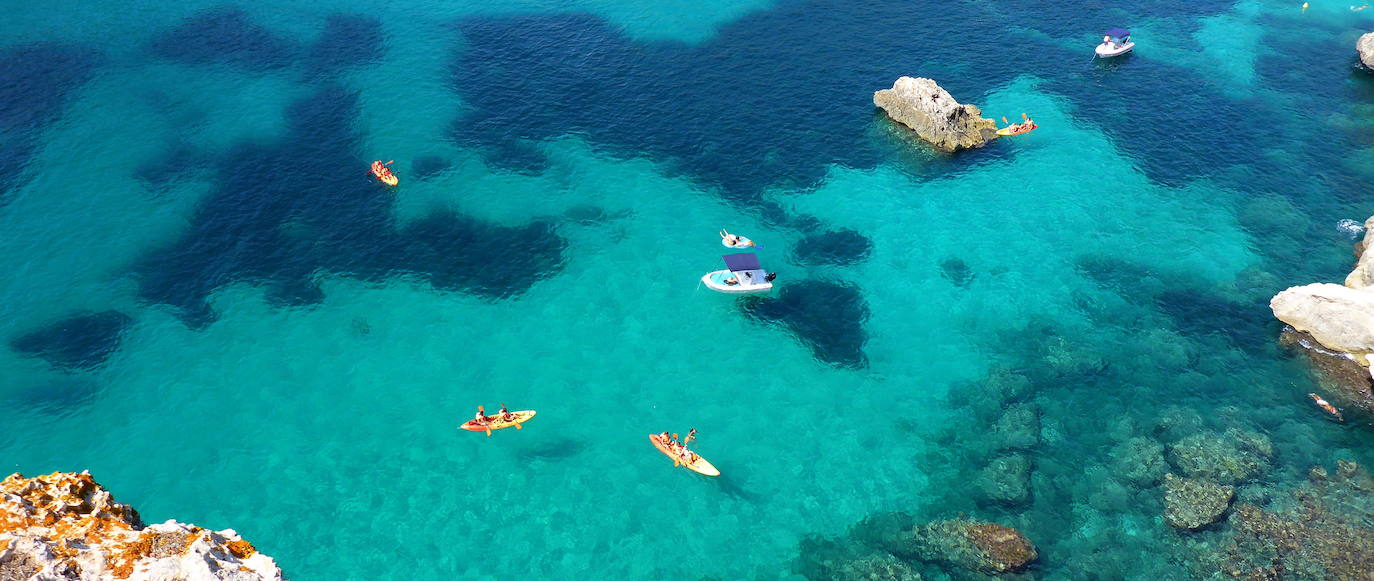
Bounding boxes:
0 42 102 202
792 229 874 266
132 85 567 328
10 311 135 372
740 279 869 368
150 6 298 69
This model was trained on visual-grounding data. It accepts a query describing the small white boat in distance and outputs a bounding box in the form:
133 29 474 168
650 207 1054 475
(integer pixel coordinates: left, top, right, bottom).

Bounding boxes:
1095 28 1134 58
701 253 775 295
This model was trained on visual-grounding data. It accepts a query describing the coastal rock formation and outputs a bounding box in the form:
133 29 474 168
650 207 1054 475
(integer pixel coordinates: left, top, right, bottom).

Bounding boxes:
1270 215 1374 418
883 518 1037 575
1359 32 1374 69
1162 473 1234 530
0 471 283 581
873 77 998 152
1271 283 1374 357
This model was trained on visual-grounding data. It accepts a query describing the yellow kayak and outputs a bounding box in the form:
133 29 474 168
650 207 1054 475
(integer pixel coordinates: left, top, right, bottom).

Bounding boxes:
461 410 536 435
649 434 720 476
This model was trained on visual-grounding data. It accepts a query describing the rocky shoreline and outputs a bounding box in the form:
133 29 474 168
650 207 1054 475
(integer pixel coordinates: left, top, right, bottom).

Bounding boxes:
1270 215 1374 419
0 471 283 581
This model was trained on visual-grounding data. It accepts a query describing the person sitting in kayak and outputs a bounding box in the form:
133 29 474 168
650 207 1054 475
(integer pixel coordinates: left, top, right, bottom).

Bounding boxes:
498 403 516 422
472 405 490 426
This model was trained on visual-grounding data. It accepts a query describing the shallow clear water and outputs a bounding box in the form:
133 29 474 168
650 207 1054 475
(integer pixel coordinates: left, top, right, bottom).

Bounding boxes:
4 0 1374 579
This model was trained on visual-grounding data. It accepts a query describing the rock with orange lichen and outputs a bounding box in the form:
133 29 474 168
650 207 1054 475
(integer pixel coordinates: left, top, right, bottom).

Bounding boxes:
0 470 283 581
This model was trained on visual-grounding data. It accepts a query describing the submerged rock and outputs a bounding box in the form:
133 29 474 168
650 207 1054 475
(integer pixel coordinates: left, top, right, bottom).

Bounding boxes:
939 257 976 288
1168 429 1272 485
887 518 1037 575
1204 461 1374 579
793 535 923 581
1360 32 1374 69
1162 473 1235 530
989 404 1041 452
1113 437 1169 487
976 454 1032 507
873 77 998 153
0 471 283 580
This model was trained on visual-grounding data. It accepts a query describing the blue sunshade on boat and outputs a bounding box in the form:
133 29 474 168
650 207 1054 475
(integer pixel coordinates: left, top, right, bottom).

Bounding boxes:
723 253 761 271
1104 28 1130 38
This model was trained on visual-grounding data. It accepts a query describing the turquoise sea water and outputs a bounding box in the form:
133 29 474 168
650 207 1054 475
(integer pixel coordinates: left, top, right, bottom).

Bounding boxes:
5 0 1374 579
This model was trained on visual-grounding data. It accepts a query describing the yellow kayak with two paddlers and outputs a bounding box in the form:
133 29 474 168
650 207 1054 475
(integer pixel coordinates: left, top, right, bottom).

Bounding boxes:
461 409 536 436
649 433 720 476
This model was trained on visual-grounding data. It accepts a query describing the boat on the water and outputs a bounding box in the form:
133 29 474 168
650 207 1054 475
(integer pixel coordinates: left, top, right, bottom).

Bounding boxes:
649 433 719 477
1095 28 1134 58
701 252 775 295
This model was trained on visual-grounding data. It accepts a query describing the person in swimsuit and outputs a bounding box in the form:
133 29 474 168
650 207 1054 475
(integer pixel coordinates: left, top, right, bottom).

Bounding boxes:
498 403 516 422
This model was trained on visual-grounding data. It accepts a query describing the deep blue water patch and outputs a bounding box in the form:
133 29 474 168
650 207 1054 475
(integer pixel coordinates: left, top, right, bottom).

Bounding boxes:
304 14 385 79
0 43 101 202
791 229 873 266
1154 288 1276 352
134 85 566 328
151 7 298 70
10 311 134 372
451 0 1254 211
740 279 868 368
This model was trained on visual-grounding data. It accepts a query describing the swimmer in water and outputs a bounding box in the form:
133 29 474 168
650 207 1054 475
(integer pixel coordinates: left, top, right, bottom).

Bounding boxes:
1308 393 1345 421
1353 4 1369 10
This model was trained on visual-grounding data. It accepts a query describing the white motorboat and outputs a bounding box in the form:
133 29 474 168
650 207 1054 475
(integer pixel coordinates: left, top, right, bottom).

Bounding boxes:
701 253 775 295
1095 28 1134 58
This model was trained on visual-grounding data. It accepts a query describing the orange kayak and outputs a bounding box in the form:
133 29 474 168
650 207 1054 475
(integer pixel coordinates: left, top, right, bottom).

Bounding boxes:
371 161 398 186
648 434 719 476
460 410 536 435
996 123 1038 137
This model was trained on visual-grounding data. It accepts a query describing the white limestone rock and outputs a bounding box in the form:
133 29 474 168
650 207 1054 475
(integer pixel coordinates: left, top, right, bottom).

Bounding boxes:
873 77 998 152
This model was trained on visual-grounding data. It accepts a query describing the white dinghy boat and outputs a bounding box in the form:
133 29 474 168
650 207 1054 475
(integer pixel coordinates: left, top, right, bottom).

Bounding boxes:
701 253 776 295
1095 28 1134 58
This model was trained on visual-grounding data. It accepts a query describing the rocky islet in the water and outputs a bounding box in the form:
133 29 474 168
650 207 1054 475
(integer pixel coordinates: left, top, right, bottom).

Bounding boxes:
873 77 999 152
1359 31 1374 69
1270 215 1374 418
0 471 281 580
